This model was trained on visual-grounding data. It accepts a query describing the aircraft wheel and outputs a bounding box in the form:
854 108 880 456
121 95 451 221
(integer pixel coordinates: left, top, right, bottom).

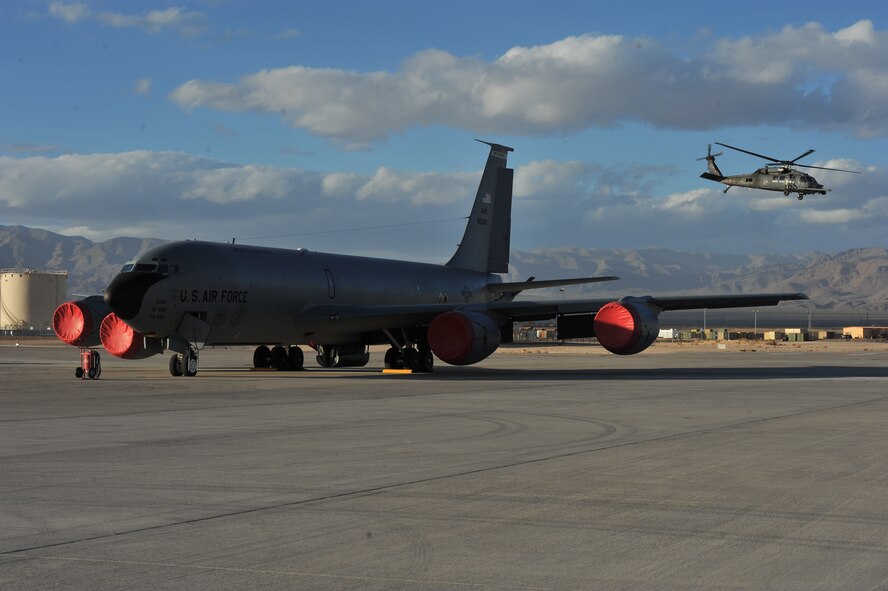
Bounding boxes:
784 189 790 196
87 366 97 379
417 349 434 373
183 350 199 377
253 345 271 368
169 354 183 376
288 346 304 370
384 347 400 369
797 194 804 200
402 347 418 370
271 345 288 370
75 367 84 379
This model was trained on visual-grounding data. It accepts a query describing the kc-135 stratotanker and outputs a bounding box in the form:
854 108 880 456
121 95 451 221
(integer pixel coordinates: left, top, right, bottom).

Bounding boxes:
52 140 807 377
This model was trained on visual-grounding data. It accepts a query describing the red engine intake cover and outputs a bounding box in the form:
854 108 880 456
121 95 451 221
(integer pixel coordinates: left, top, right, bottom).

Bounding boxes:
428 310 501 366
593 301 659 355
53 302 92 346
53 300 109 347
428 312 474 364
100 313 145 358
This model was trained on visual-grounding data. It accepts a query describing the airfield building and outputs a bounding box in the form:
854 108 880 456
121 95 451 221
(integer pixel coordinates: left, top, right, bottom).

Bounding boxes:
0 269 68 332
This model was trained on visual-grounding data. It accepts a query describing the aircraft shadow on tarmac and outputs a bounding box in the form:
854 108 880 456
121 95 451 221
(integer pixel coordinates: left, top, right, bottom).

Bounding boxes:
211 364 888 382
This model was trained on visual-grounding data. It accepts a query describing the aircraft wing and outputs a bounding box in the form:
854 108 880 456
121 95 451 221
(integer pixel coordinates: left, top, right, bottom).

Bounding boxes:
296 292 808 337
484 292 808 321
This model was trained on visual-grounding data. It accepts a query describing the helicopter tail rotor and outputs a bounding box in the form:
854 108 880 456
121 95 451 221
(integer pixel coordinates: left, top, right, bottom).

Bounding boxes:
696 144 723 161
697 144 724 179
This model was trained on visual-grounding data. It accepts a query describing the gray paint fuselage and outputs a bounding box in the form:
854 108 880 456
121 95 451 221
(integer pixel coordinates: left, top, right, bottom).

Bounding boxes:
125 240 499 346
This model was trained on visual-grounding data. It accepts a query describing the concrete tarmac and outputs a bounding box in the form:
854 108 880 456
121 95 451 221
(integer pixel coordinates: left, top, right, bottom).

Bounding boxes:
2 341 888 590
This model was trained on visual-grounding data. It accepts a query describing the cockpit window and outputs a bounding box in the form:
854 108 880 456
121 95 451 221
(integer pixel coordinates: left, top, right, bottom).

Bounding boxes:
133 263 157 272
121 263 134 273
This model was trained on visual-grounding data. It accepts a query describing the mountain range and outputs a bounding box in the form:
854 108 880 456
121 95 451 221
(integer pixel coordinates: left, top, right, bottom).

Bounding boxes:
2 225 887 311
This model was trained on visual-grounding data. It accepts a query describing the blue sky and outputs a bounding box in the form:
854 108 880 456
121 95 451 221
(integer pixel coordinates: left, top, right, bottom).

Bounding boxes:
2 1 887 262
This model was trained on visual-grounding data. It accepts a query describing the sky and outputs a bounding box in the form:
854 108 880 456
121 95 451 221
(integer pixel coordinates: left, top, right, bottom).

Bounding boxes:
2 0 887 263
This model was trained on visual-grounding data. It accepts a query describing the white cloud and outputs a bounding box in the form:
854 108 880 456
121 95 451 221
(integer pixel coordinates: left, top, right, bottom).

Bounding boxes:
513 160 592 198
798 208 866 224
134 78 152 94
169 21 888 144
48 1 89 23
355 168 476 205
1 150 886 257
47 4 205 36
656 188 715 217
275 28 301 40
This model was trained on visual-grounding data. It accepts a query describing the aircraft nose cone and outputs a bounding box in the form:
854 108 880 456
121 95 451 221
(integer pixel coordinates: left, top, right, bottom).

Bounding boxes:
105 272 164 320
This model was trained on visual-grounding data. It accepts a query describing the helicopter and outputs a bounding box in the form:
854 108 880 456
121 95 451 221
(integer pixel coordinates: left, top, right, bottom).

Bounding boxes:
698 142 860 200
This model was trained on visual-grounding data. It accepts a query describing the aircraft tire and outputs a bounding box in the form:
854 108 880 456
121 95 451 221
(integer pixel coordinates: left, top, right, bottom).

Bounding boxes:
169 354 183 376
183 350 198 377
288 346 304 370
384 347 400 369
417 349 434 373
271 345 288 370
253 345 271 368
75 367 84 379
402 347 418 370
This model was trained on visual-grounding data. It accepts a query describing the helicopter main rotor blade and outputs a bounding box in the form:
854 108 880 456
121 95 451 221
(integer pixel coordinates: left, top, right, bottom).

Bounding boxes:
792 163 862 174
788 149 815 164
715 142 781 163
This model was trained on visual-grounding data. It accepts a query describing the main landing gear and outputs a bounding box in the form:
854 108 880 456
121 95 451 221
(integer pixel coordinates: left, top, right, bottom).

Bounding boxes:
252 345 305 371
169 347 199 377
384 346 434 373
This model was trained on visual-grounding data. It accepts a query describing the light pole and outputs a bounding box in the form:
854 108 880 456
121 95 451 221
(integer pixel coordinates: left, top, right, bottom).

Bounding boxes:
753 309 758 340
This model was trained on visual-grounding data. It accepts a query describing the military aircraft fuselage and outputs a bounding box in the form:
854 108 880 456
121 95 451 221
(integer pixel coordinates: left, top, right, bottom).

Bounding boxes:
106 240 500 346
719 168 826 196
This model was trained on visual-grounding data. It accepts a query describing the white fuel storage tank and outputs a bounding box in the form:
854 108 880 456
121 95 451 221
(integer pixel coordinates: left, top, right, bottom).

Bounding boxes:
0 270 68 331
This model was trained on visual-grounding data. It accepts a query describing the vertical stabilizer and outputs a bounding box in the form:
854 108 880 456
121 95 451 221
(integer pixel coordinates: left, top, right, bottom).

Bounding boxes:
446 140 514 273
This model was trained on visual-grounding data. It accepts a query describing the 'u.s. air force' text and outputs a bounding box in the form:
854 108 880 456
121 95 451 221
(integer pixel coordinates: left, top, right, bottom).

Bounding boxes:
179 289 248 304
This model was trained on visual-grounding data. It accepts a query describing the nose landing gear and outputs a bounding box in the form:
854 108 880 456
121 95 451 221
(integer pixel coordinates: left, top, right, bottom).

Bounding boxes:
169 347 199 376
75 349 102 379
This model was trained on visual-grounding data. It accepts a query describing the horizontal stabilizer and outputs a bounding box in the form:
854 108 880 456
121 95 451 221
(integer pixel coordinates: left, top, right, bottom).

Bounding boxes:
487 276 619 294
700 172 724 182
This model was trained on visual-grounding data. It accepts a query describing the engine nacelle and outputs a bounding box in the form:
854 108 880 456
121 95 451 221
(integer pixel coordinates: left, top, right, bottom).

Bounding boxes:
428 310 501 366
593 301 660 355
52 296 110 348
99 313 162 359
